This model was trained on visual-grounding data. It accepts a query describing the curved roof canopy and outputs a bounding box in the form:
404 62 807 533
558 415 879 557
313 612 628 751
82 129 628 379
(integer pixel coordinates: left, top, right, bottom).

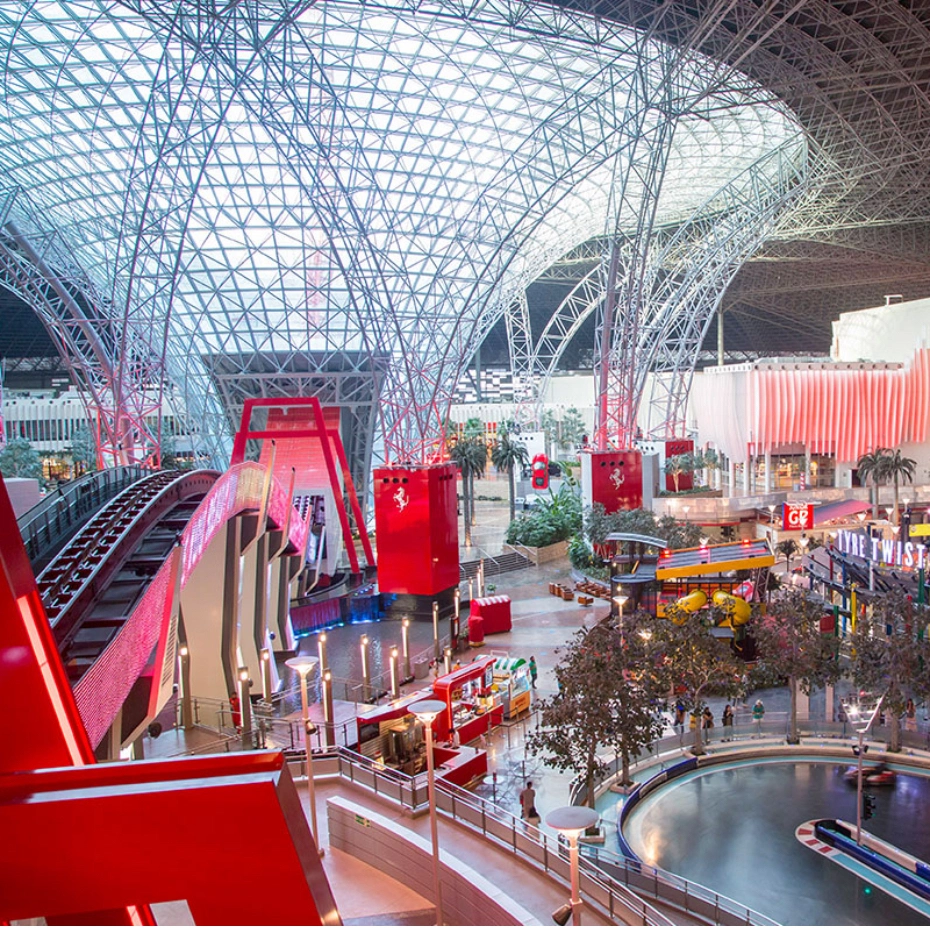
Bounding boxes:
0 0 802 460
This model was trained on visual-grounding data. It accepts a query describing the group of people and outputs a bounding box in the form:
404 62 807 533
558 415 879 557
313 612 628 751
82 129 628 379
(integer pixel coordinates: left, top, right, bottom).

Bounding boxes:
673 698 766 741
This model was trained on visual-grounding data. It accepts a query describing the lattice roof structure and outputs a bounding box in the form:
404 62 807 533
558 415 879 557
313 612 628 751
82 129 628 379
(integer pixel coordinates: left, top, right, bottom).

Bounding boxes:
0 1 928 468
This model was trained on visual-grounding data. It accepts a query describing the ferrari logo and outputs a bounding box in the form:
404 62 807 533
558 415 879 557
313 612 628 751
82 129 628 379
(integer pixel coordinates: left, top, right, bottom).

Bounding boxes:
610 466 625 489
394 486 409 512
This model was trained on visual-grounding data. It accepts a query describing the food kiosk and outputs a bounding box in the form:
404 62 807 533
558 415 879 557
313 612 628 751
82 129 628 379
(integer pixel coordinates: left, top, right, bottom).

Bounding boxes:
354 682 491 787
432 657 503 745
355 689 436 776
487 655 532 719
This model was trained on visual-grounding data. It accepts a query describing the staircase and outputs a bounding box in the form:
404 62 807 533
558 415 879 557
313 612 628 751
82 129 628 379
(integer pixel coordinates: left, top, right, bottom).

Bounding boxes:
459 549 533 582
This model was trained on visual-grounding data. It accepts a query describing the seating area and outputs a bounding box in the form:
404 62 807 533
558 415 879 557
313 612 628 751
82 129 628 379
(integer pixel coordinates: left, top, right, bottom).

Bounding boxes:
575 579 611 601
547 579 611 606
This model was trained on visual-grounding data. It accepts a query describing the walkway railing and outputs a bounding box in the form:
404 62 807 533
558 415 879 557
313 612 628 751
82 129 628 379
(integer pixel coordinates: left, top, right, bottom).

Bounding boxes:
580 845 777 926
18 466 146 566
323 747 671 925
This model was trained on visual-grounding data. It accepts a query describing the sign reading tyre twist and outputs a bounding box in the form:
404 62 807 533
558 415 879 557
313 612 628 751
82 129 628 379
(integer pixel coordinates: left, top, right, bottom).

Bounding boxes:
783 502 813 531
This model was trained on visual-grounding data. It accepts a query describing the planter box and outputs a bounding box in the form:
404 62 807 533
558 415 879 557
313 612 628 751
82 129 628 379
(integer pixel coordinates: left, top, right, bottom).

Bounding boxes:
503 539 569 565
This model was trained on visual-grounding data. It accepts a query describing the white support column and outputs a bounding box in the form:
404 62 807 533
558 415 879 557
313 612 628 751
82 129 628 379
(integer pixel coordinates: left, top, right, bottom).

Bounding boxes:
743 457 751 494
728 458 736 497
764 450 772 494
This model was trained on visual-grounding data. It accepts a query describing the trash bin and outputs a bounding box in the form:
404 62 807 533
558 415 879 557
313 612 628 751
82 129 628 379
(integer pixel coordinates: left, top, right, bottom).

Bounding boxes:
413 659 431 680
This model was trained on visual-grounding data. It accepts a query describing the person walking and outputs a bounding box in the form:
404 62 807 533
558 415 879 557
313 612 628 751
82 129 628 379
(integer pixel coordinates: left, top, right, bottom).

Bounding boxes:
752 699 765 738
520 780 539 825
722 703 734 742
674 700 686 737
528 656 538 689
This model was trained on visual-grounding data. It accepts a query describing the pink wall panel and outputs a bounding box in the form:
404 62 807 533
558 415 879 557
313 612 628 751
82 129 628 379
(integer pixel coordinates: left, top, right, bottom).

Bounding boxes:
748 351 928 463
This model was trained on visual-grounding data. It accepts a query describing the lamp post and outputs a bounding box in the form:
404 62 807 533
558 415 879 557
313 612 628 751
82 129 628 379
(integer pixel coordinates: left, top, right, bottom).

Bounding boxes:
390 647 400 699
402 617 411 680
843 694 883 845
260 647 273 701
285 656 322 856
237 666 252 750
178 644 192 730
546 806 599 926
410 699 446 925
360 634 371 701
683 504 690 522
322 670 335 748
613 595 628 643
432 600 440 662
317 631 328 676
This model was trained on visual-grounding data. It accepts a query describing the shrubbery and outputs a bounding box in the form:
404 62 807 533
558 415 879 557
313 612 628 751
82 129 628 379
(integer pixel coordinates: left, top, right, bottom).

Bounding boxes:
505 483 582 548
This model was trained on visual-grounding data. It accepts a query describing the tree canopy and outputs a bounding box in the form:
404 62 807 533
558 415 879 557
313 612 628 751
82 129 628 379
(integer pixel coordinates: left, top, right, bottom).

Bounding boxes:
528 612 667 803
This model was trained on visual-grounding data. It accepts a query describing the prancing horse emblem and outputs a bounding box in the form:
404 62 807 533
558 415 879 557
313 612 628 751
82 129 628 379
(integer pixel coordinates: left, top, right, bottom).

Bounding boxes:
610 465 625 489
394 486 409 512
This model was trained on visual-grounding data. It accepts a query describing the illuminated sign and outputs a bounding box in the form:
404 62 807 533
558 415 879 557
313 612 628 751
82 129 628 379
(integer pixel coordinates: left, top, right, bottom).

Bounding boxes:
835 528 928 570
783 502 813 530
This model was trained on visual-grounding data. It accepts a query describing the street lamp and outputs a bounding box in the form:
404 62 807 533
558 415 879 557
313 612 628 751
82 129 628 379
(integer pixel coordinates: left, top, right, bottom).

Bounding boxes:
613 595 629 640
546 806 599 926
683 505 690 522
285 656 323 856
410 699 446 925
843 694 883 845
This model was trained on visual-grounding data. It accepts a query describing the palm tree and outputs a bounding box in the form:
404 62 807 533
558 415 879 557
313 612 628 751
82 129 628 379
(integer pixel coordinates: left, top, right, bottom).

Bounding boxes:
701 448 718 489
856 448 888 519
776 538 799 573
491 432 529 521
449 435 487 547
882 447 916 525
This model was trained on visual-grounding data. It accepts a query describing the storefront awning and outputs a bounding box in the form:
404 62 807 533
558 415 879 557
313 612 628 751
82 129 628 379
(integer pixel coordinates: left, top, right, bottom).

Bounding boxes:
812 499 872 526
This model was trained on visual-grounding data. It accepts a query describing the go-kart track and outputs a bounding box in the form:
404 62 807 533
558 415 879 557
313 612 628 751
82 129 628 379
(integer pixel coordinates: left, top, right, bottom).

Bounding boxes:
621 756 930 926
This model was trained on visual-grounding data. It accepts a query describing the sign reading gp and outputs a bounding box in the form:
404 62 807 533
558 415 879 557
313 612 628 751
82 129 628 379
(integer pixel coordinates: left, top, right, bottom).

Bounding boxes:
782 502 813 531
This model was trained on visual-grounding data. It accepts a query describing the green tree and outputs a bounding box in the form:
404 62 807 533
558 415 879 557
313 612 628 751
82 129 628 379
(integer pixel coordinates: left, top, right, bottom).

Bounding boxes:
68 424 98 475
491 431 528 522
0 437 43 481
559 406 587 451
702 448 719 489
856 448 888 519
850 590 930 752
448 434 487 547
528 614 666 804
776 538 799 572
656 604 745 754
749 587 841 743
656 514 702 550
882 447 916 525
663 454 692 493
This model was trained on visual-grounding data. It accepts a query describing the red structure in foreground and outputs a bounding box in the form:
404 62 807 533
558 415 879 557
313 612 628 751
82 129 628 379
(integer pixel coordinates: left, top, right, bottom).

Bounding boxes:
0 475 339 926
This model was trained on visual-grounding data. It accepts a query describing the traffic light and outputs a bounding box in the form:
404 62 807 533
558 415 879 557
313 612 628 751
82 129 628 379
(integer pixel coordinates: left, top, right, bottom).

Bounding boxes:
862 793 876 821
531 454 549 490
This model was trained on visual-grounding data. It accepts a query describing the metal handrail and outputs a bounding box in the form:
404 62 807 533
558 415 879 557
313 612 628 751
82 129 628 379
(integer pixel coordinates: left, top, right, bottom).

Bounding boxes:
580 844 777 926
17 465 146 564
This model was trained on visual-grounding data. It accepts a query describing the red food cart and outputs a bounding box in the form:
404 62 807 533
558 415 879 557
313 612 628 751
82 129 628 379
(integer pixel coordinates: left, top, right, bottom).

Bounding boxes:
432 657 503 745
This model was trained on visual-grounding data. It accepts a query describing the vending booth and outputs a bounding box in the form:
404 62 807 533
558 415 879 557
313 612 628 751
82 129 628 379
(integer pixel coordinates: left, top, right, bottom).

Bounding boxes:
354 684 491 786
355 689 437 776
432 657 503 745
487 656 532 719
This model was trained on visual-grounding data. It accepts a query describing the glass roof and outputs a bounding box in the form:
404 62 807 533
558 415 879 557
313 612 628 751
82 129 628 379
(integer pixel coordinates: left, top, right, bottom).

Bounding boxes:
0 0 804 460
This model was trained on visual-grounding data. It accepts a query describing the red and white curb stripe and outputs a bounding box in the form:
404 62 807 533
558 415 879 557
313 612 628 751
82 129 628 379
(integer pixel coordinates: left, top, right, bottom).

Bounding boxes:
796 821 838 857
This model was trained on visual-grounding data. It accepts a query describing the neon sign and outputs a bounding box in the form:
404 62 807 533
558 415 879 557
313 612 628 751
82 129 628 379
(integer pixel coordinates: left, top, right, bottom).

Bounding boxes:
835 528 927 571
